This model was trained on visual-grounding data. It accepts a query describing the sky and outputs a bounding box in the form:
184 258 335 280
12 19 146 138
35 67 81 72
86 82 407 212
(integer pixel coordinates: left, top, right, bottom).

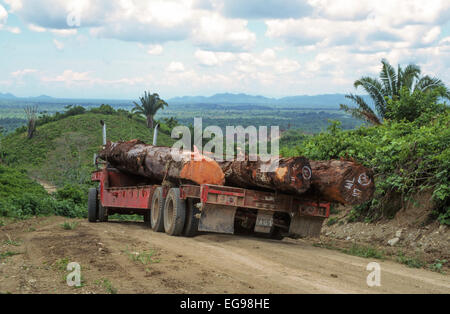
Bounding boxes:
0 0 449 99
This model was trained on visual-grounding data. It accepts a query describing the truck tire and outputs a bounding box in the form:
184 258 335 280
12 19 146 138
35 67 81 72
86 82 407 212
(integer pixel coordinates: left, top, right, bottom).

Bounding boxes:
88 188 98 222
98 191 108 222
164 188 186 236
183 198 200 237
151 187 165 232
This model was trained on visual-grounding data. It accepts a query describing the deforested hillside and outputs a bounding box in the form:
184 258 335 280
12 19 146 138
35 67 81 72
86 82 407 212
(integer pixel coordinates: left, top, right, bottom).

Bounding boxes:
0 107 176 188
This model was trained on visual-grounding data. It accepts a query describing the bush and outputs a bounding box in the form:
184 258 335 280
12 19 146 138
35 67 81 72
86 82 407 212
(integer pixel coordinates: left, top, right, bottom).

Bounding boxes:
283 108 450 224
54 184 87 205
90 104 115 115
0 164 87 219
385 88 447 123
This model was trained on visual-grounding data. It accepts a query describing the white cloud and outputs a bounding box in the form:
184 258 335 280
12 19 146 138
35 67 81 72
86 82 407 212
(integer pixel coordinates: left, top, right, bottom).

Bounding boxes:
192 13 256 51
42 70 90 83
28 24 46 32
51 28 77 36
41 70 147 87
166 61 185 72
266 17 445 51
267 0 450 51
11 68 37 78
7 0 256 52
147 44 164 56
195 49 235 66
0 4 7 26
2 0 449 96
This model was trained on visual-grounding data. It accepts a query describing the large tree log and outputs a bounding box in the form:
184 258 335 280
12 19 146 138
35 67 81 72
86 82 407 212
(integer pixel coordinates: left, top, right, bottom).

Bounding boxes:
306 160 375 205
98 140 225 186
218 157 312 195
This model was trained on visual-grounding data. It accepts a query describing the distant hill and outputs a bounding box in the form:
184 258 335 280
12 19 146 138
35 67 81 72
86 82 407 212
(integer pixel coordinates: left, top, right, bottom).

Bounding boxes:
0 92 17 99
1 91 369 109
167 93 365 109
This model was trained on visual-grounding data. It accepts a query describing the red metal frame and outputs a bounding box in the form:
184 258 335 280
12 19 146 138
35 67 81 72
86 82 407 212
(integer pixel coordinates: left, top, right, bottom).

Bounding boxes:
92 169 330 218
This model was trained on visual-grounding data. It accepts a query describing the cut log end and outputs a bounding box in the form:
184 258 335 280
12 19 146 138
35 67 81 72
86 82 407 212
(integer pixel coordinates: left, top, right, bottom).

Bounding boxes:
309 160 375 205
338 166 374 205
180 159 225 186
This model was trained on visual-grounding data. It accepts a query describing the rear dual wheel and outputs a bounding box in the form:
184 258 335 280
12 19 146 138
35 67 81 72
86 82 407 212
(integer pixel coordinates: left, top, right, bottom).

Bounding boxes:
151 187 165 232
150 187 200 237
164 188 186 236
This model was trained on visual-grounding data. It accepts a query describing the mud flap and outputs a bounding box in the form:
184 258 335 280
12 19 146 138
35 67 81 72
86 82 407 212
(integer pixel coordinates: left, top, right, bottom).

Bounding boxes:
254 210 274 234
198 204 237 234
289 215 325 238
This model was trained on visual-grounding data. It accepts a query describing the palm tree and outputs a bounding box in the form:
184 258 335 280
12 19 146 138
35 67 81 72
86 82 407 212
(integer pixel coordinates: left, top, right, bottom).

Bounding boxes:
340 59 449 125
132 91 168 129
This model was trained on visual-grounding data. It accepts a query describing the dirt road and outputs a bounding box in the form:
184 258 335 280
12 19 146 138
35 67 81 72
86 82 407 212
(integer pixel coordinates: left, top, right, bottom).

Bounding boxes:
0 216 448 294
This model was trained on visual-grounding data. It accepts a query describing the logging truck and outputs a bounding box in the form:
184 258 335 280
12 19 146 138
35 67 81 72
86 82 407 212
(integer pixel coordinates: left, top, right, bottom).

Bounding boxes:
89 168 330 239
88 122 374 239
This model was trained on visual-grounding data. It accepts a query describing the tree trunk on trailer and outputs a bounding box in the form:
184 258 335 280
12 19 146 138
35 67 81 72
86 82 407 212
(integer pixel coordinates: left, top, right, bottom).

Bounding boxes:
305 160 375 205
218 156 312 195
98 140 225 186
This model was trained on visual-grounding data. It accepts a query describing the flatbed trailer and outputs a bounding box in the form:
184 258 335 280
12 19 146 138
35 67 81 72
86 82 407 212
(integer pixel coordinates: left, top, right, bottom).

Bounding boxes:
89 166 330 239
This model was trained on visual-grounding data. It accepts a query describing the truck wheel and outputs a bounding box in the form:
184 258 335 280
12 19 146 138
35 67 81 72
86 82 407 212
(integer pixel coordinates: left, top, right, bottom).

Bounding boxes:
98 202 108 222
183 198 199 237
164 188 186 236
151 187 165 232
88 188 98 222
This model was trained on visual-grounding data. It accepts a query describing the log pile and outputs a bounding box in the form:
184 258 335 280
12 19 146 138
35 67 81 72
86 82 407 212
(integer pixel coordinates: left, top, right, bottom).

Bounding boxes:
218 157 312 195
98 140 225 186
98 140 375 204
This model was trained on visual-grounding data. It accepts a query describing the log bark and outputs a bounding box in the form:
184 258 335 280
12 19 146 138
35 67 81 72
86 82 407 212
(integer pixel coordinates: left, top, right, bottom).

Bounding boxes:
218 156 312 195
306 160 375 205
98 140 225 186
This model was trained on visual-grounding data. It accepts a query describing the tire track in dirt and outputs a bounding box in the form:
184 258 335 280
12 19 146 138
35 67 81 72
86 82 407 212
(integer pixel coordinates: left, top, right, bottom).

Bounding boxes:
1 216 449 294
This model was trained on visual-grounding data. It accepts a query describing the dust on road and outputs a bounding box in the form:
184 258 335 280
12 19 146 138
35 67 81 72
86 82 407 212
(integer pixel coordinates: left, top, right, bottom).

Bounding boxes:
0 216 448 294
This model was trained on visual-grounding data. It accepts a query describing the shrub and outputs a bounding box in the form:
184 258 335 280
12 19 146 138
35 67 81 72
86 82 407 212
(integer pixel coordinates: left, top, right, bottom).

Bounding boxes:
54 184 87 205
283 108 450 224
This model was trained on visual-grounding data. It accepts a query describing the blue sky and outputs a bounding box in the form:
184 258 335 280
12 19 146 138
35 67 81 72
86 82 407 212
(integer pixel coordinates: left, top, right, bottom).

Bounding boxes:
0 0 449 99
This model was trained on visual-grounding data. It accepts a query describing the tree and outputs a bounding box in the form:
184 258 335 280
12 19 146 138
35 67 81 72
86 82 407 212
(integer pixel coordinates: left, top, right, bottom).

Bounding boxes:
132 91 168 129
340 59 449 125
24 105 38 139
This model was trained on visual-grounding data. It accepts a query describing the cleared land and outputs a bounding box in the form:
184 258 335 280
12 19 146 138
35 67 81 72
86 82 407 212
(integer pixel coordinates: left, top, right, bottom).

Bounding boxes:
0 216 448 294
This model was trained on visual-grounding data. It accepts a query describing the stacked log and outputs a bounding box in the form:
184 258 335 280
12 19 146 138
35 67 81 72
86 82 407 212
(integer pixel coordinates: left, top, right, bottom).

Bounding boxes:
305 160 375 205
98 140 375 204
218 157 312 195
98 140 225 186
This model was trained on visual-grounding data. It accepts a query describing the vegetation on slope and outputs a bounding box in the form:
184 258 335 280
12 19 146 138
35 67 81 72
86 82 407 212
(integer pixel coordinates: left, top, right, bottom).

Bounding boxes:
0 105 176 220
0 107 175 187
0 164 86 219
281 97 449 225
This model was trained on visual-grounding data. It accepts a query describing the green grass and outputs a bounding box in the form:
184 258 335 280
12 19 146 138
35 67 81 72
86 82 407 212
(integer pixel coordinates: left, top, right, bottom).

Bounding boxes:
313 242 385 260
343 244 385 259
61 221 79 230
326 217 338 226
0 251 21 261
3 237 21 246
429 259 447 273
124 248 160 265
53 257 70 271
396 252 426 268
95 278 117 294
